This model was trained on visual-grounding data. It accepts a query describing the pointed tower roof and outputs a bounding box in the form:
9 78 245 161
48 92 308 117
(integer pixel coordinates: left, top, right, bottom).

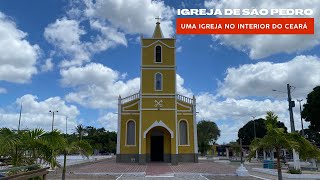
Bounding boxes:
152 16 164 38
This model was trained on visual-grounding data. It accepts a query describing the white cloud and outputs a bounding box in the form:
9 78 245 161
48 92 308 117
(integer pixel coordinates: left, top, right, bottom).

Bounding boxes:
197 93 287 122
44 0 174 67
89 20 127 51
60 63 140 109
176 74 193 98
83 0 175 37
0 12 40 83
205 0 320 59
0 94 79 133
176 46 182 53
44 18 127 67
44 17 89 67
0 87 7 94
218 55 320 98
196 93 307 144
97 112 118 132
60 63 193 110
59 63 310 143
41 58 54 72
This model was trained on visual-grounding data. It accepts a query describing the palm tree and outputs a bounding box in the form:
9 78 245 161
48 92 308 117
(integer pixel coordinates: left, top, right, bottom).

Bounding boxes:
75 124 85 141
41 129 66 169
0 128 66 169
0 128 23 166
20 128 46 165
249 111 320 180
61 140 92 180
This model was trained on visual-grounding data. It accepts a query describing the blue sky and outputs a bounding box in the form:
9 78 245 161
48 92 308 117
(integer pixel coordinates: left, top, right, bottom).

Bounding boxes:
0 0 319 143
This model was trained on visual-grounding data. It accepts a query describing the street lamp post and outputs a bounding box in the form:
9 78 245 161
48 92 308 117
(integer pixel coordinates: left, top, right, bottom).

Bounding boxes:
65 116 68 135
252 116 256 138
252 116 258 159
49 110 58 170
273 85 300 170
297 99 304 137
49 110 58 132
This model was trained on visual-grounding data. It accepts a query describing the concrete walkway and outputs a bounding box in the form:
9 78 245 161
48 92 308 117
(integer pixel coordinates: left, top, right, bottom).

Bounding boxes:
47 158 319 180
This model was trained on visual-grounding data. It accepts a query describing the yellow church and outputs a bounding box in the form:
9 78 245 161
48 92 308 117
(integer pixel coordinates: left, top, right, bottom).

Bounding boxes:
116 21 198 165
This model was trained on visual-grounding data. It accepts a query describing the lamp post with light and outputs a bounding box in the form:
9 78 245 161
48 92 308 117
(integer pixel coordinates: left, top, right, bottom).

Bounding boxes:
49 110 58 169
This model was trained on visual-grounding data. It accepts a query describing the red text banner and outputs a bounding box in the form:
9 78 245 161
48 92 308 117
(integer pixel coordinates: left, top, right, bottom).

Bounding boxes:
176 18 314 34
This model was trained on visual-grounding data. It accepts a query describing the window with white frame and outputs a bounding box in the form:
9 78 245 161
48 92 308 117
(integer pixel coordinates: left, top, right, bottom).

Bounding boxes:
179 120 188 145
155 73 162 91
155 45 162 63
126 120 135 145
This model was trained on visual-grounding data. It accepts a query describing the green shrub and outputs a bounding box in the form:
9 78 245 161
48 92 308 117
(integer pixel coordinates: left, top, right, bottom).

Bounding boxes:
288 169 302 174
26 164 41 171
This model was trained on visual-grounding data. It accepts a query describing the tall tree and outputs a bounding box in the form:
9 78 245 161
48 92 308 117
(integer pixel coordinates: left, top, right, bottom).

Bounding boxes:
61 140 92 180
75 124 85 141
302 128 320 146
301 86 320 131
197 120 220 155
249 112 320 180
238 118 287 145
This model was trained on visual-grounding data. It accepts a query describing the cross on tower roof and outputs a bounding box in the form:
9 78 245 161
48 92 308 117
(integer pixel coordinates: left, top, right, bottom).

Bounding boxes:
155 16 161 23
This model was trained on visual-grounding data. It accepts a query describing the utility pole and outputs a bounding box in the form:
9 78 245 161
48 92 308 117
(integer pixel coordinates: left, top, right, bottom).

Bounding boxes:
286 84 300 170
65 116 68 135
240 138 243 164
18 103 22 132
297 99 304 136
252 116 258 159
287 84 295 132
252 116 256 138
49 110 58 132
49 110 58 170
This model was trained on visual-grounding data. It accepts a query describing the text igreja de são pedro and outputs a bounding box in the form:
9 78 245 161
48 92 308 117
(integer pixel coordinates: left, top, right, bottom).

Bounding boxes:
177 8 313 16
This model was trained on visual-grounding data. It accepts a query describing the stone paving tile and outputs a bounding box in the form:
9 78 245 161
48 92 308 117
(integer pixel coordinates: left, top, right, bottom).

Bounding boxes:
145 163 174 176
48 158 268 179
119 174 208 180
204 175 258 180
119 174 260 180
171 161 237 175
73 158 147 173
48 158 319 180
71 159 238 175
48 173 117 180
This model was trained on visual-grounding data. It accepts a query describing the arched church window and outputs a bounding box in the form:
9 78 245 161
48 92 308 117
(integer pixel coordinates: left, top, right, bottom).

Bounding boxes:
179 120 188 145
155 73 162 91
126 120 135 145
155 45 162 63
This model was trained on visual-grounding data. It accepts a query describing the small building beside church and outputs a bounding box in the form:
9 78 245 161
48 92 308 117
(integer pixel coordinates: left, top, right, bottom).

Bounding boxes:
116 21 198 165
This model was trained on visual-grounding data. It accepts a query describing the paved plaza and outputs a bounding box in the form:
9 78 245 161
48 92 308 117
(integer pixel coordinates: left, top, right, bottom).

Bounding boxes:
47 158 311 180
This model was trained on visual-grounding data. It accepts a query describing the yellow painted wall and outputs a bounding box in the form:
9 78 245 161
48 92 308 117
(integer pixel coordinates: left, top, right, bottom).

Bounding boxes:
177 100 193 110
141 70 175 94
119 28 197 158
141 98 175 109
120 114 139 154
141 40 175 66
177 103 192 111
142 39 175 47
140 110 176 154
122 101 139 111
177 115 195 154
145 126 171 154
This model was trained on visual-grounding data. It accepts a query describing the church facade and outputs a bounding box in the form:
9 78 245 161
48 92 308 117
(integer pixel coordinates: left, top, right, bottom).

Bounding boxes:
116 21 198 165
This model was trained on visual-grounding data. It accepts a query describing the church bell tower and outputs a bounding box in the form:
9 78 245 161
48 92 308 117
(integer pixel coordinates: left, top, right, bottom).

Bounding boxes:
116 19 198 165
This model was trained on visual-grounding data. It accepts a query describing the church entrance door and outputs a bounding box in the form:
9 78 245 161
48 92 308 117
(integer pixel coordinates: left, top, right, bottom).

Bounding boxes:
151 134 164 161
